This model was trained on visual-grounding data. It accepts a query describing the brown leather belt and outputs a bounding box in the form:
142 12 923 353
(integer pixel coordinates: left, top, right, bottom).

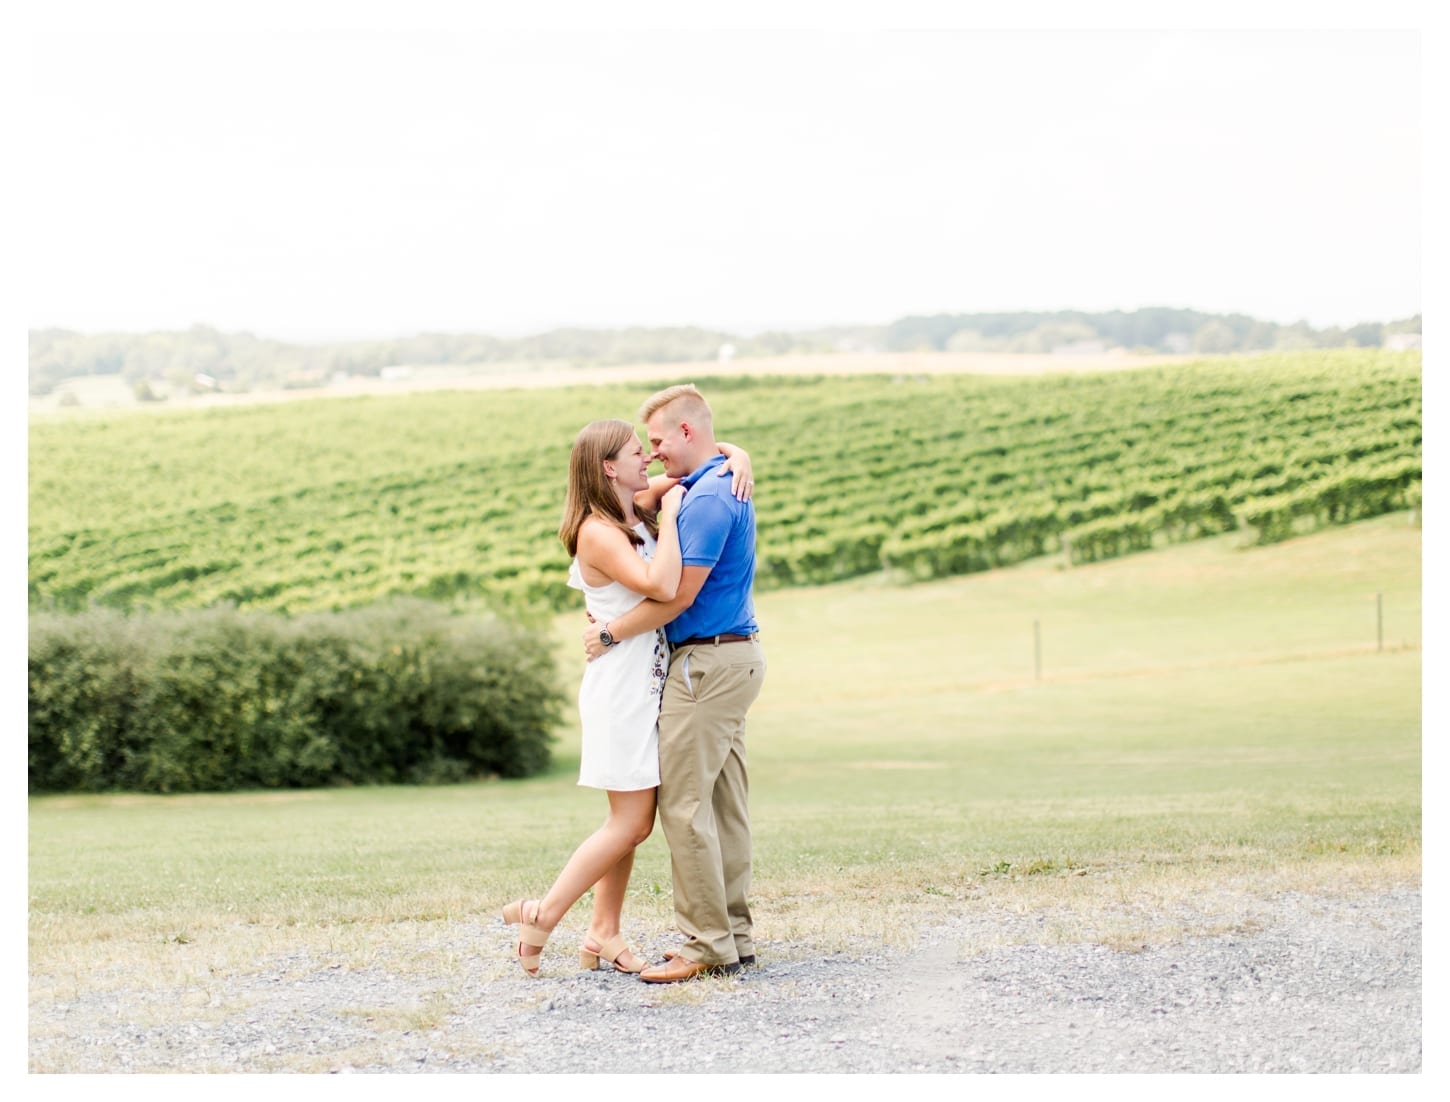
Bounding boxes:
671 632 757 649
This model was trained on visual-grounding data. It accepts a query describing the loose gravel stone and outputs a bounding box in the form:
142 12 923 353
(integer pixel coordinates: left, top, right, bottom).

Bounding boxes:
28 888 1419 1073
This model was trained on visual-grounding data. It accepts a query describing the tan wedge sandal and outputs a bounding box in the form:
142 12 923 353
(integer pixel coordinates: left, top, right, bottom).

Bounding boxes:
579 933 645 974
500 899 550 977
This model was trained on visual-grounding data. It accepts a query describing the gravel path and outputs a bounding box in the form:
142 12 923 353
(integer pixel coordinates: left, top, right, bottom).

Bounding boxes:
29 888 1420 1073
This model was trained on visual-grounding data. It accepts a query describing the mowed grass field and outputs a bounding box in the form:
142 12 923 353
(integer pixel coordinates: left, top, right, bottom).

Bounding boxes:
28 513 1420 1000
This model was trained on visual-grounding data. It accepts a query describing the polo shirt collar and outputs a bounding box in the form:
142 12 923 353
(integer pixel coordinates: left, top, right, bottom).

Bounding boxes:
679 453 726 490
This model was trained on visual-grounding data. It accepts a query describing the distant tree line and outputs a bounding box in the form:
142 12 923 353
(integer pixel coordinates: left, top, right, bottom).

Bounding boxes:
28 309 1421 397
882 308 1421 356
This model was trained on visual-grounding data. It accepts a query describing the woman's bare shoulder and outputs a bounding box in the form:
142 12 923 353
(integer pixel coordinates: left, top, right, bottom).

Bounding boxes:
577 515 629 551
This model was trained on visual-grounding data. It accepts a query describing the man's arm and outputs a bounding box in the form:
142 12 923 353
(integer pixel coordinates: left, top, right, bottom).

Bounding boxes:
584 565 711 660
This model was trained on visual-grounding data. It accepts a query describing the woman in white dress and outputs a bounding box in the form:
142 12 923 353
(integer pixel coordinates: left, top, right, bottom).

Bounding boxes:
502 419 752 976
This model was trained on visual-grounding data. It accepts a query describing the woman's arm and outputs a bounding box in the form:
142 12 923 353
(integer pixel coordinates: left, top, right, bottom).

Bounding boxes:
634 441 754 508
634 473 682 512
576 489 684 602
715 441 754 502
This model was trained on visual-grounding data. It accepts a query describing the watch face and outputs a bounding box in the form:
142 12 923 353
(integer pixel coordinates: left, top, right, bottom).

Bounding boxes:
599 629 614 646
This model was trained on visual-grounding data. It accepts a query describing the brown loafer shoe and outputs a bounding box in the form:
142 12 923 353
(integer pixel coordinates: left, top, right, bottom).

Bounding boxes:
639 956 741 983
664 948 755 967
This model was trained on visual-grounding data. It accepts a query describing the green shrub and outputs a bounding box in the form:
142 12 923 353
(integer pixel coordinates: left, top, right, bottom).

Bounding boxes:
28 600 563 793
25 610 138 792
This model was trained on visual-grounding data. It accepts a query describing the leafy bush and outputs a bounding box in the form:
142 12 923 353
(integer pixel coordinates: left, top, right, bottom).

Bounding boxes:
28 600 563 793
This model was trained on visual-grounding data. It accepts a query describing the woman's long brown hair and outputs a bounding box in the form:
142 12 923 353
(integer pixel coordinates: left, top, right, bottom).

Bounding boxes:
558 419 659 557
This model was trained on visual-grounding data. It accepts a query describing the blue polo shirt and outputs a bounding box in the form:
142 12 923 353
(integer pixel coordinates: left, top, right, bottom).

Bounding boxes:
668 454 759 644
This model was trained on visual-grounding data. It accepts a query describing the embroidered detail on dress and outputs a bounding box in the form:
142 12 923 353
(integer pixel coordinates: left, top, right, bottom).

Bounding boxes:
648 628 668 697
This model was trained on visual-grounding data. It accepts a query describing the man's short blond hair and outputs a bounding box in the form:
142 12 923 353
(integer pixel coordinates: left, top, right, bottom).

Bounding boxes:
639 383 712 430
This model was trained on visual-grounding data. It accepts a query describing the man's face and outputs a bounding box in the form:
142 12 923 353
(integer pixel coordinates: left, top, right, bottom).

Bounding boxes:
646 412 688 479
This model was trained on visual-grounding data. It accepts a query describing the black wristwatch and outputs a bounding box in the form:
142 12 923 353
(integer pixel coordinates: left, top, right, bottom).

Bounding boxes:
598 626 616 648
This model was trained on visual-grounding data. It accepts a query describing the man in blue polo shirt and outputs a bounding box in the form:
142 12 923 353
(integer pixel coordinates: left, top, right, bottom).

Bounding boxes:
583 383 766 981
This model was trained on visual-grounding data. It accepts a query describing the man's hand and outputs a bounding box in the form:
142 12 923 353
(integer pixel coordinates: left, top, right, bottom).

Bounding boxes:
583 620 610 662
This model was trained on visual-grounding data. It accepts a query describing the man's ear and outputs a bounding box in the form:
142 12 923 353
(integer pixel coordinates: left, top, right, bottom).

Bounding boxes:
679 420 694 441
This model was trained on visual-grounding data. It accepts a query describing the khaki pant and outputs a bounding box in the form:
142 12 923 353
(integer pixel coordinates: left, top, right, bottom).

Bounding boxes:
656 637 766 966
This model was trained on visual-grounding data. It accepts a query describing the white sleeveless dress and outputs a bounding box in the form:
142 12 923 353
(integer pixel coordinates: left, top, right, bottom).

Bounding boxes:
568 523 669 791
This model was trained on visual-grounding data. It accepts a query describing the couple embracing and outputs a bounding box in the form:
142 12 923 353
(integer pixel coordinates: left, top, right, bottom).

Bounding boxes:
501 384 766 983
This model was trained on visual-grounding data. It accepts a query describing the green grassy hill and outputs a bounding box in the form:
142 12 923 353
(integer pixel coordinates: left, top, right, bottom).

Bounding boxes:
30 515 1421 1006
28 350 1420 615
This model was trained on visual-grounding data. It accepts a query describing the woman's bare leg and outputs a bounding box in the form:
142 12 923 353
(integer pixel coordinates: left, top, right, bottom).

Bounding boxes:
589 846 635 938
583 847 647 970
532 788 656 933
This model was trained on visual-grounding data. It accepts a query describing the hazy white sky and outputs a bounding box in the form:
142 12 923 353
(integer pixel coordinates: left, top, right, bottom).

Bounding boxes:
24 6 1426 340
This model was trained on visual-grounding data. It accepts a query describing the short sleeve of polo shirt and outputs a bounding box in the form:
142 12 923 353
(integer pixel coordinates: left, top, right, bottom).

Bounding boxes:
678 492 734 567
